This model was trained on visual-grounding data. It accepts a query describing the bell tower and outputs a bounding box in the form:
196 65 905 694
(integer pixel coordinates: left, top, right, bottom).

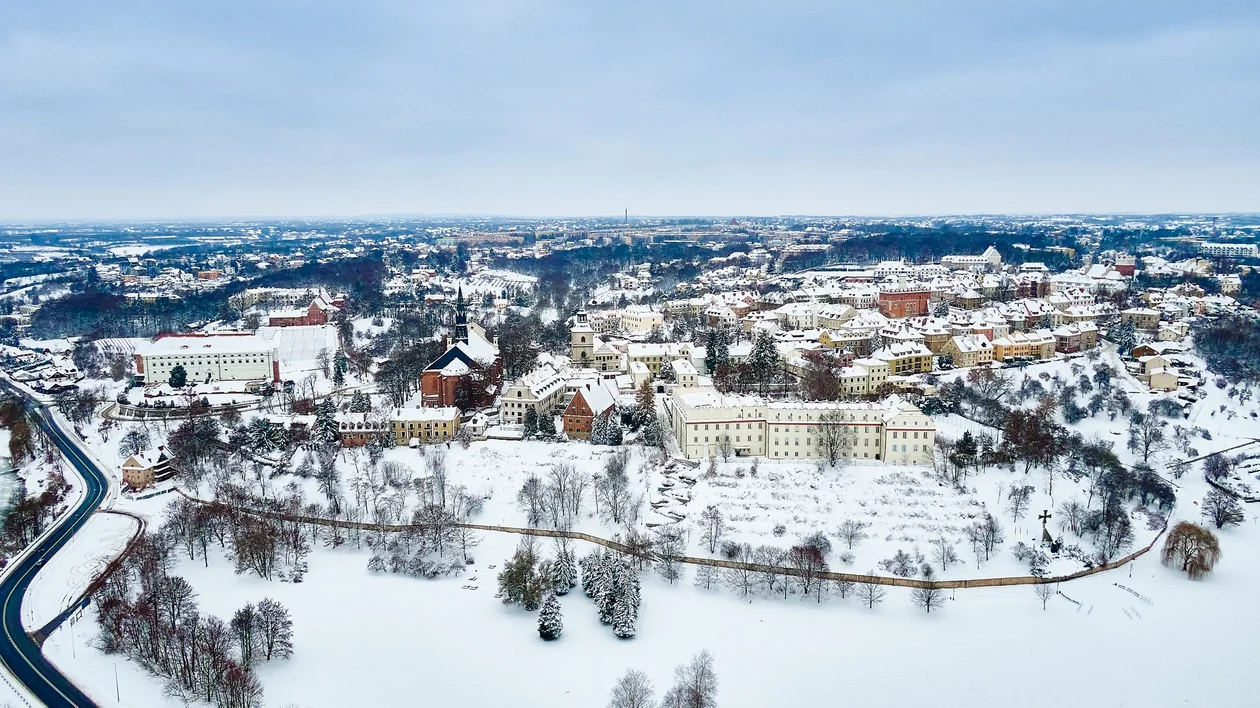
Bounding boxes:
570 310 594 367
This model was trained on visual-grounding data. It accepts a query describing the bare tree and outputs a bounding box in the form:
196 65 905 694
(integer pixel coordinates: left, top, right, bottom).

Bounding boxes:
836 519 869 550
1057 498 1086 535
787 545 829 601
595 449 634 526
608 668 656 708
693 563 721 591
1201 489 1245 529
1127 412 1167 463
855 574 887 609
720 543 758 597
653 527 687 584
815 411 857 468
753 545 789 598
1007 484 1034 524
698 505 726 554
715 435 733 462
425 447 449 508
517 474 546 527
660 650 718 708
910 583 946 613
929 535 959 571
1034 582 1054 610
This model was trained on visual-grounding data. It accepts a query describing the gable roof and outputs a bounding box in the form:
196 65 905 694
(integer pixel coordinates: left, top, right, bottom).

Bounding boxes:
568 380 616 417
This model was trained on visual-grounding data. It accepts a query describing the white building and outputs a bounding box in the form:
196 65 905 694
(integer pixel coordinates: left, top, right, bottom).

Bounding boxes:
135 333 280 385
620 305 664 334
941 246 1002 272
501 360 570 424
1198 242 1258 259
664 388 934 464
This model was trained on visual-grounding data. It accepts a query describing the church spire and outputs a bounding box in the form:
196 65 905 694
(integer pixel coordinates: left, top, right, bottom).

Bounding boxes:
454 286 469 343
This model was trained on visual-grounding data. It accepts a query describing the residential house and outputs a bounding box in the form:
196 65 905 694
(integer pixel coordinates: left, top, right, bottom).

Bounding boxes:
120 446 176 491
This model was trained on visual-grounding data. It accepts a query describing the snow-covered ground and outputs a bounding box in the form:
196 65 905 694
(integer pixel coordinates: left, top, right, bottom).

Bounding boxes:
47 485 1260 708
22 513 137 632
39 334 1260 707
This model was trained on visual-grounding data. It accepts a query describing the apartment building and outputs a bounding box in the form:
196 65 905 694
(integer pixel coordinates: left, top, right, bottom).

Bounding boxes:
942 334 994 368
991 329 1056 361
871 341 934 376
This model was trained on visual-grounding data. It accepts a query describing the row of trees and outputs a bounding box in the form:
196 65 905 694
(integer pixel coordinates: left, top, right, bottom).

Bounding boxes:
95 533 292 708
608 651 718 708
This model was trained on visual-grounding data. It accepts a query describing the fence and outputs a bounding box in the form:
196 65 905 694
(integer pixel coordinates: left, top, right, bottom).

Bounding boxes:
177 490 1168 591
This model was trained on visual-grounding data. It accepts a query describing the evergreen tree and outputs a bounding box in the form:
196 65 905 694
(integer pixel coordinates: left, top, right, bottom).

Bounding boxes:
581 549 611 599
537 593 563 641
538 410 557 437
314 399 340 445
367 555 386 573
640 416 665 449
551 546 578 594
747 330 781 395
703 328 730 375
333 350 349 382
933 300 950 318
591 413 623 446
658 359 676 382
611 561 641 639
169 364 187 388
349 391 371 413
523 408 539 438
1108 319 1137 355
247 417 275 452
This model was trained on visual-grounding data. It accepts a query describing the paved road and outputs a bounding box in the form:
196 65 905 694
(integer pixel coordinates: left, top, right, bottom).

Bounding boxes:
1 381 106 707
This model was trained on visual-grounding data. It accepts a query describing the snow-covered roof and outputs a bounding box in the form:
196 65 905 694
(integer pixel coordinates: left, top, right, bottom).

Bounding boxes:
144 333 276 356
393 406 460 422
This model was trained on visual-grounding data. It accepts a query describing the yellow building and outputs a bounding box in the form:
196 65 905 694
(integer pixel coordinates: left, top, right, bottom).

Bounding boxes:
871 342 933 376
991 330 1056 361
391 406 460 446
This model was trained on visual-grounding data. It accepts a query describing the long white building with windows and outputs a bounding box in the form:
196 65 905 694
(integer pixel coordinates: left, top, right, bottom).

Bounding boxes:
135 333 280 385
664 388 935 465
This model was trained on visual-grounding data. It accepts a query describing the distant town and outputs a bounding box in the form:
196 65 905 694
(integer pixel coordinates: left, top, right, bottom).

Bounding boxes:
1 213 1258 708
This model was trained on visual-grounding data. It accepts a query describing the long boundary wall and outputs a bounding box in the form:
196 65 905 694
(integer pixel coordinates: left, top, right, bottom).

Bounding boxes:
178 490 1167 591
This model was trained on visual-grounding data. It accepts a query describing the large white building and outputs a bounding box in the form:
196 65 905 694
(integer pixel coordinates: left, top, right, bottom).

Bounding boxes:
1197 242 1258 259
501 360 570 424
135 333 280 385
664 388 935 464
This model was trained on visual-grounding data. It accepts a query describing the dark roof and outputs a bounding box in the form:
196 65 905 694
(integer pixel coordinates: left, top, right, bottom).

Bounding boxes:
424 344 481 373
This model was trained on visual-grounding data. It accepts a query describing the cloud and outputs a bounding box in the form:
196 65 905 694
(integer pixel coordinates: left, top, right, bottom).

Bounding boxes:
0 1 1256 218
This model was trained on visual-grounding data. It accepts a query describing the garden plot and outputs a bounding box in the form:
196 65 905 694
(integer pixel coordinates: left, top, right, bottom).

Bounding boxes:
669 460 1065 579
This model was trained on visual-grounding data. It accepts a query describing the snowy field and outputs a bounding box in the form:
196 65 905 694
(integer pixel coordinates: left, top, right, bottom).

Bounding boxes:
47 485 1260 708
37 335 1260 707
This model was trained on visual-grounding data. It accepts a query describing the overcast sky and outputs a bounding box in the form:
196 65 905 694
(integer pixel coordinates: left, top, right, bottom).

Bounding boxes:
2 1 1257 220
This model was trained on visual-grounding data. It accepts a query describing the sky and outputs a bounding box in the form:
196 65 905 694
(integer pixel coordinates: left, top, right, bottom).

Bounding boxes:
1 1 1258 220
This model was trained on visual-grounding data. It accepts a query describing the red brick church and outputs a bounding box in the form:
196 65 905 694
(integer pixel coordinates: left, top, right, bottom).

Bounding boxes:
419 289 503 410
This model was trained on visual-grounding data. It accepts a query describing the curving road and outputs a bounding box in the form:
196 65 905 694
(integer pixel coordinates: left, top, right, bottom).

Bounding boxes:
1 381 107 707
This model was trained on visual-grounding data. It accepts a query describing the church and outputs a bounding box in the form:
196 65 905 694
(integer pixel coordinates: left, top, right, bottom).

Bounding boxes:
420 289 503 410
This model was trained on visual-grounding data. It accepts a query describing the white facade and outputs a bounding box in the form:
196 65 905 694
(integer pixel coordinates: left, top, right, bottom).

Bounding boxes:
664 388 934 464
138 334 279 384
501 361 570 424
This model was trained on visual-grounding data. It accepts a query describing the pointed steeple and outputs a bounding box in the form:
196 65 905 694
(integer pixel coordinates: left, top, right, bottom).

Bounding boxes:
454 286 469 343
